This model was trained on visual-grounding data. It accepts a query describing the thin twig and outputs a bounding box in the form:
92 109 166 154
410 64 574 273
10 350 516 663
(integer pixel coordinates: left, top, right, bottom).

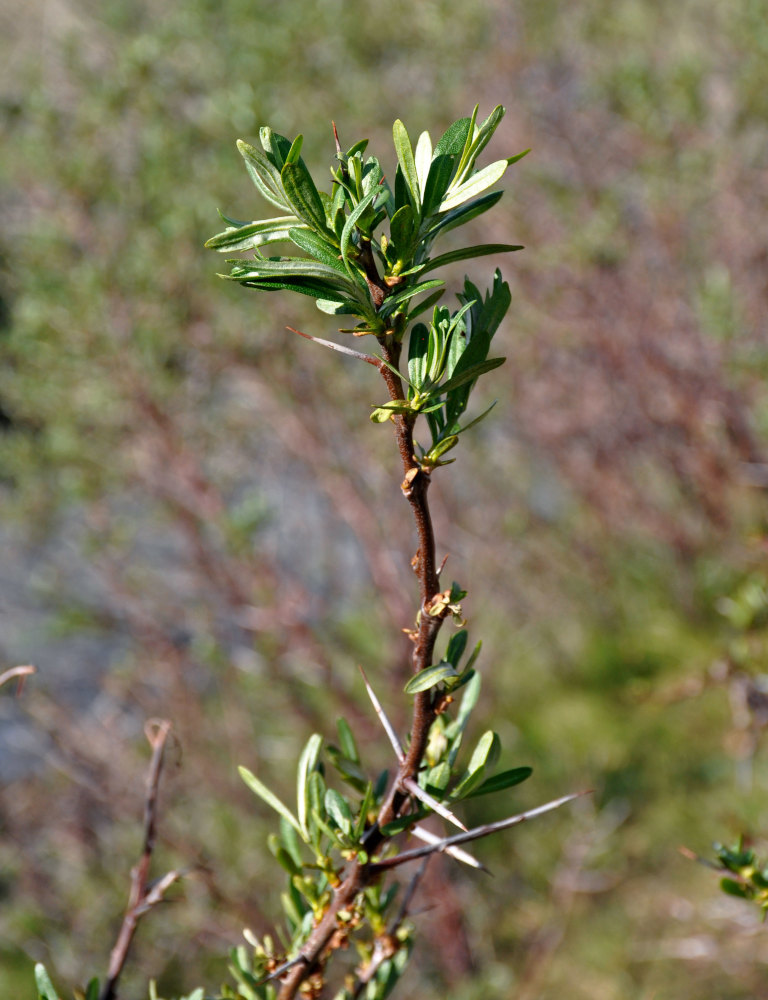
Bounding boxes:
411 825 486 872
351 860 429 999
0 664 35 694
286 326 380 366
254 954 309 988
369 792 587 872
359 665 404 762
402 777 467 832
101 719 180 1000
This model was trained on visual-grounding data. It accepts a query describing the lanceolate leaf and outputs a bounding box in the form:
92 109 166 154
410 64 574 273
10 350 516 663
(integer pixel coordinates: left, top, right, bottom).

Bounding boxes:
227 257 365 297
239 766 305 840
414 130 433 199
325 788 354 834
297 733 323 840
437 357 505 395
433 115 473 158
288 228 347 271
465 767 533 799
226 274 361 310
282 160 336 240
392 119 421 219
408 322 430 390
389 204 415 259
336 717 360 764
404 661 459 695
340 188 378 277
440 159 510 212
236 139 291 212
34 965 59 1000
406 287 445 322
429 190 503 238
422 154 458 218
454 105 505 186
206 217 305 252
418 243 523 277
379 278 445 319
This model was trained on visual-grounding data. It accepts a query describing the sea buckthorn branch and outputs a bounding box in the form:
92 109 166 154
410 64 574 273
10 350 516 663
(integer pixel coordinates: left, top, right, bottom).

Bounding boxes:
202 108 577 1000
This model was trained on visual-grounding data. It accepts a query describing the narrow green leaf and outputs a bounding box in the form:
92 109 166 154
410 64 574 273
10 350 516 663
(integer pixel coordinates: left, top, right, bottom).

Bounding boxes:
239 765 304 839
308 769 327 823
336 718 360 764
438 357 505 395
392 119 421 218
425 760 451 792
445 629 468 667
453 104 480 182
281 888 305 931
227 275 359 307
465 767 533 799
282 160 335 239
380 807 429 837
280 816 304 870
354 781 375 839
451 399 498 436
326 746 368 791
468 731 501 775
259 126 293 169
227 256 364 297
362 155 385 195
429 190 503 238
206 216 305 252
297 733 323 840
440 159 510 212
414 130 433 199
288 228 346 271
389 204 415 259
340 188 378 277
316 297 369 317
325 788 354 834
508 147 531 165
379 279 445 319
34 965 58 1000
433 115 473 158
474 104 505 153
425 435 459 462
721 878 751 899
455 105 505 186
271 843 302 876
422 154 458 218
404 661 459 695
418 243 523 278
446 671 482 766
85 978 100 1000
408 322 430 390
406 287 445 322
456 670 481 726
217 208 251 227
310 807 346 848
236 139 291 212
284 133 304 166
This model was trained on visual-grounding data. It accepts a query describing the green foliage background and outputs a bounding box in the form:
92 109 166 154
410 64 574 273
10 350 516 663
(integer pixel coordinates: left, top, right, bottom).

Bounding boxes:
2 0 768 998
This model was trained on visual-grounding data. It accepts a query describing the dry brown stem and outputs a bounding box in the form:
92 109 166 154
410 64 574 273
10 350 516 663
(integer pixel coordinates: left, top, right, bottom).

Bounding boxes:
100 719 181 1000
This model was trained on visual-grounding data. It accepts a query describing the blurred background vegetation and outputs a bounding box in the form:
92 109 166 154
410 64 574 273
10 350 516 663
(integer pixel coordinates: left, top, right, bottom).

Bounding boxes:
2 0 768 997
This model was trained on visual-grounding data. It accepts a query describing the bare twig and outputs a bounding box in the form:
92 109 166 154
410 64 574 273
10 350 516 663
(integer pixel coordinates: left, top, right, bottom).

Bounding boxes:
101 719 181 1000
402 777 467 832
369 792 587 872
411 825 486 871
350 860 429 999
0 664 35 694
286 326 380 366
360 666 404 762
